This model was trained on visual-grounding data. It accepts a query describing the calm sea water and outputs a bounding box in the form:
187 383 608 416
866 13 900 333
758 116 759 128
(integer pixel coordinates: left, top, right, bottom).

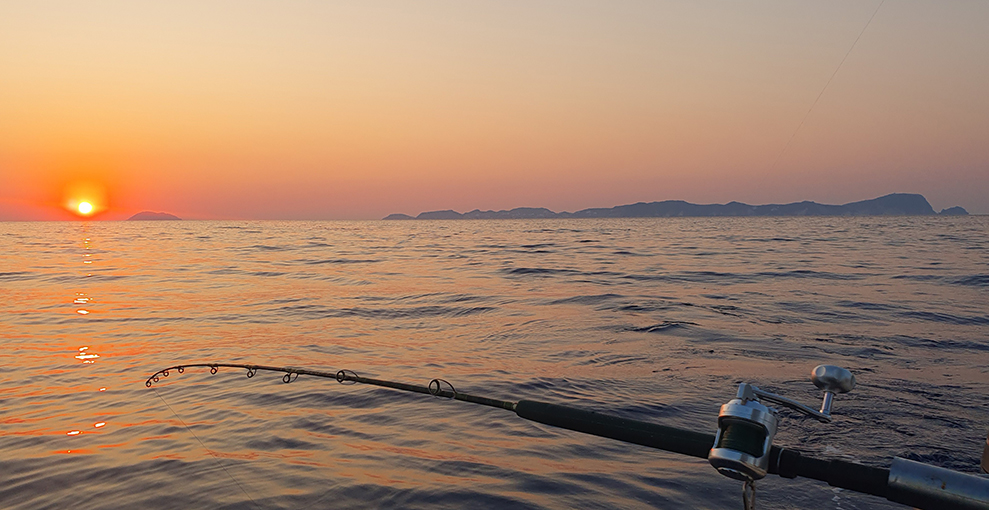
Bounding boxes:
1 217 987 509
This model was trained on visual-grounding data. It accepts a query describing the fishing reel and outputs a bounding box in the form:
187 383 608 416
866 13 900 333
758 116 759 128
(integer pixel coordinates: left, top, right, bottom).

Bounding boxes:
709 365 856 482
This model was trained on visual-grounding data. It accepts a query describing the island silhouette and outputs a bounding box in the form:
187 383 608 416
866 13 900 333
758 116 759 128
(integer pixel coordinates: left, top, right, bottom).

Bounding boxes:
384 193 968 220
128 211 181 221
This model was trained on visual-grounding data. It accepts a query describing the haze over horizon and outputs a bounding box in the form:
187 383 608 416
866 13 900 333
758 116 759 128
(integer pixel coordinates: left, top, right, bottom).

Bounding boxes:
1 1 987 220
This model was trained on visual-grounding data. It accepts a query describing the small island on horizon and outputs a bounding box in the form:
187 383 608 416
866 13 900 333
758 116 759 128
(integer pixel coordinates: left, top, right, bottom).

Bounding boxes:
384 193 969 220
128 211 181 221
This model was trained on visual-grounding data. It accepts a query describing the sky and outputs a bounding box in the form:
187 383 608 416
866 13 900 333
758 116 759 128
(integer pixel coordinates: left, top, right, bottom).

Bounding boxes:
1 0 987 220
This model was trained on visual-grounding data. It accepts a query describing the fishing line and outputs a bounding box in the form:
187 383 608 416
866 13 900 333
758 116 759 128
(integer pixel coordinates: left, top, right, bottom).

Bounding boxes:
768 0 885 173
742 479 756 510
152 387 263 510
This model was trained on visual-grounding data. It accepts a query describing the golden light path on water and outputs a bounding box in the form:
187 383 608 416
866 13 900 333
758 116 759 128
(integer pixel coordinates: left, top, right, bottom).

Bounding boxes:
0 217 986 509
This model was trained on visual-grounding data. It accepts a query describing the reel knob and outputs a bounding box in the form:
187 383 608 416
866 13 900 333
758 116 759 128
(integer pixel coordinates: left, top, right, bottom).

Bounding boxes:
811 365 855 394
811 365 855 418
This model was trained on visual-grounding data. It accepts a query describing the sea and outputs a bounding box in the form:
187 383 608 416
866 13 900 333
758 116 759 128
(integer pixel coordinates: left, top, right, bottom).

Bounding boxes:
1 217 987 509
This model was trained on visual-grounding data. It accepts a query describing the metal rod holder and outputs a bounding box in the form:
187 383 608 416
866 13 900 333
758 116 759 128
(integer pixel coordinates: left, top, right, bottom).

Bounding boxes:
888 457 989 510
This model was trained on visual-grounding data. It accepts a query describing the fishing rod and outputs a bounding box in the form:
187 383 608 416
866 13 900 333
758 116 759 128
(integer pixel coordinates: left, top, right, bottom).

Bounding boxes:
147 363 989 510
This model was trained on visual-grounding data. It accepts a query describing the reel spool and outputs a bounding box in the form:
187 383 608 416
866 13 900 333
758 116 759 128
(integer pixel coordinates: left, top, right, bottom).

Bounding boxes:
709 388 778 481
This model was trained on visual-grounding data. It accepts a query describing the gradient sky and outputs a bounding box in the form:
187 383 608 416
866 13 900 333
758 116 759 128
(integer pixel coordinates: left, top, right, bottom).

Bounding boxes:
1 0 987 220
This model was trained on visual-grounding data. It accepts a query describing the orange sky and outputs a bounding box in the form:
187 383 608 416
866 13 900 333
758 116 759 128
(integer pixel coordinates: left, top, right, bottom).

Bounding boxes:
1 1 987 220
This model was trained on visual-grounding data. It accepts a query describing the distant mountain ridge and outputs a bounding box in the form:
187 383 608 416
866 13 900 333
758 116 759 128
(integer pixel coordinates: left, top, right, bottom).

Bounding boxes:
128 211 181 221
384 194 969 220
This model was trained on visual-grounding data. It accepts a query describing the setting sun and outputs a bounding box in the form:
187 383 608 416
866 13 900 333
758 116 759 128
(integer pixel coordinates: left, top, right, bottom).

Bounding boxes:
62 181 109 219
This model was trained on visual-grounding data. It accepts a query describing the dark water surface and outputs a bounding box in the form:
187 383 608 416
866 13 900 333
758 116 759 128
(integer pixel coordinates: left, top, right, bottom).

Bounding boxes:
1 217 987 509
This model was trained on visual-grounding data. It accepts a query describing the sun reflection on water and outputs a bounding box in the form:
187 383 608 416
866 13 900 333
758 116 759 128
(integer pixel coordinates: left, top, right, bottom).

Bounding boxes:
74 347 100 363
49 229 115 458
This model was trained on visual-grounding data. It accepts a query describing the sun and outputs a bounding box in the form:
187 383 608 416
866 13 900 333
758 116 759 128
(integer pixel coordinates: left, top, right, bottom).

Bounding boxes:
63 181 109 218
66 199 101 218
